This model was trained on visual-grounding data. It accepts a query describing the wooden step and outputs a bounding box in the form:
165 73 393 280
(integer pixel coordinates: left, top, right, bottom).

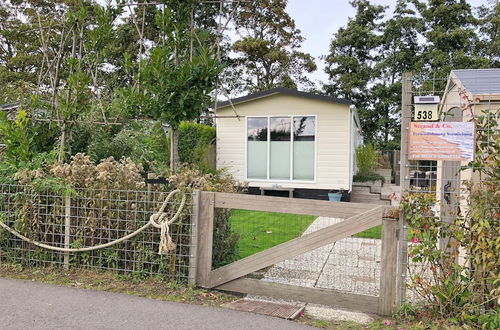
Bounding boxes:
350 197 390 205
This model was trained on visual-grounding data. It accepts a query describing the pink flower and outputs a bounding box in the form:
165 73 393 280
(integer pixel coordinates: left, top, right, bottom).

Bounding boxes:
412 237 419 243
385 320 392 325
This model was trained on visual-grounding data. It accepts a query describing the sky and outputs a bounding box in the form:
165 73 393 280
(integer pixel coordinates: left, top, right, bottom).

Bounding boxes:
284 0 491 87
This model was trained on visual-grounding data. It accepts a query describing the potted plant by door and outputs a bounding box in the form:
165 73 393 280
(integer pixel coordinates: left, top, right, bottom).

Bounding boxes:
328 189 345 202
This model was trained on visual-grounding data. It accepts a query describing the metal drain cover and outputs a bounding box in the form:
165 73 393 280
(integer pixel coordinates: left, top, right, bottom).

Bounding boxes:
224 299 304 320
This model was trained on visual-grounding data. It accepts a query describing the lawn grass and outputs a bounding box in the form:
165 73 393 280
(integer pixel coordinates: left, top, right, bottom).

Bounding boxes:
230 209 316 259
354 224 411 240
354 224 382 239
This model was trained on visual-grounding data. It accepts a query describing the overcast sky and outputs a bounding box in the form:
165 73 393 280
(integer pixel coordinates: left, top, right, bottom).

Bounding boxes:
285 0 491 87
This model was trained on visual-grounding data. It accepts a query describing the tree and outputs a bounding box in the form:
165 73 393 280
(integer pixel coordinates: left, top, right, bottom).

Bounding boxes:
323 0 385 141
413 0 490 79
477 0 500 67
370 0 423 148
228 0 316 94
139 0 223 170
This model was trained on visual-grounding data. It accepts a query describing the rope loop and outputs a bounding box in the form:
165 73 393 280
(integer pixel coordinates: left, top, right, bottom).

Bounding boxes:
149 189 187 254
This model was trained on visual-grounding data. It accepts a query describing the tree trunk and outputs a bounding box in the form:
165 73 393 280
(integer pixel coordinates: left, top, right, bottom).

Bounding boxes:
170 127 180 171
58 122 66 162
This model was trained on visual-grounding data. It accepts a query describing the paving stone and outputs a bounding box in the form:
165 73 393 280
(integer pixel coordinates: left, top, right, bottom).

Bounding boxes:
305 304 375 324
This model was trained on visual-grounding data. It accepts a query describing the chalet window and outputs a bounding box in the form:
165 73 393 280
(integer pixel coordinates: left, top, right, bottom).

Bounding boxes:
293 116 315 180
247 117 268 179
247 116 316 181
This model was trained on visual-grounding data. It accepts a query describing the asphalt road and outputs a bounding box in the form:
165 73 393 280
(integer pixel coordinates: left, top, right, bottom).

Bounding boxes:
0 277 314 330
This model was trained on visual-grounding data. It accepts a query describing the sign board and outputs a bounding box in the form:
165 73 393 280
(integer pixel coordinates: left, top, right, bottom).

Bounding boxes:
408 122 475 161
414 103 439 121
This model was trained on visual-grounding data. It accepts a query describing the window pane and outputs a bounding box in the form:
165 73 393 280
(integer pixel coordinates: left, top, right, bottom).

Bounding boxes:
270 117 291 179
293 116 315 141
247 117 268 179
293 116 315 180
247 117 268 141
270 117 291 141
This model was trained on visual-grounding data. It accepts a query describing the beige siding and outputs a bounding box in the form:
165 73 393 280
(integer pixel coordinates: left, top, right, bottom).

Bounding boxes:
216 93 352 190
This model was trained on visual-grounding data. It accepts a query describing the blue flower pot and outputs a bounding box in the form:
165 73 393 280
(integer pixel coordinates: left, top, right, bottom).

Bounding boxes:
328 192 342 202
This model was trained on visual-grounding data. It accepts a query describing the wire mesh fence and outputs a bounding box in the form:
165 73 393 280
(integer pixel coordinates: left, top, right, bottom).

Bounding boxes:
0 184 194 282
399 72 499 311
225 209 383 296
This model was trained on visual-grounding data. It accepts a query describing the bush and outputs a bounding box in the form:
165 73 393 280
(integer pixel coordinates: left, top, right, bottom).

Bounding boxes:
0 110 32 166
169 164 246 267
16 153 145 190
170 122 216 172
353 172 385 183
355 144 378 175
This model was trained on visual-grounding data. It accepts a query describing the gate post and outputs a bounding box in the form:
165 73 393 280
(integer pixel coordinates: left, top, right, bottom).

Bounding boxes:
188 190 200 285
195 191 215 287
397 72 412 307
379 217 399 315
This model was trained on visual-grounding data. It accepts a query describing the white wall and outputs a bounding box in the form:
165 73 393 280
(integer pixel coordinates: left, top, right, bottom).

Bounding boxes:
216 93 352 190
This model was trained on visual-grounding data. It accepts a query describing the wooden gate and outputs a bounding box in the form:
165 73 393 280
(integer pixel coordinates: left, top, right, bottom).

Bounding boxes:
191 191 399 315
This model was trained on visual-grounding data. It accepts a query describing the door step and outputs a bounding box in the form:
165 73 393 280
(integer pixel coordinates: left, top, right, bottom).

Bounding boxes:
223 299 304 320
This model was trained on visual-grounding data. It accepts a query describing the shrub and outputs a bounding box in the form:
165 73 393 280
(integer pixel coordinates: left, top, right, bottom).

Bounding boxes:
167 122 216 172
16 153 145 190
355 144 378 175
0 110 32 166
353 172 385 183
169 164 246 267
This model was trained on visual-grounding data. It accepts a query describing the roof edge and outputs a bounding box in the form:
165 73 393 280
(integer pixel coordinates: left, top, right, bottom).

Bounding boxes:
214 87 352 109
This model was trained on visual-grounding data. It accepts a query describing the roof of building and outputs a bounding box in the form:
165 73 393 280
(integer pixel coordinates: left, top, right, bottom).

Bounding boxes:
452 68 500 95
215 87 352 109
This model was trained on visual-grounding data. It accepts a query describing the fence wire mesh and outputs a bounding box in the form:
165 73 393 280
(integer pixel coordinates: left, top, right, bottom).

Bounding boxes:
0 184 194 282
222 209 382 297
400 73 499 310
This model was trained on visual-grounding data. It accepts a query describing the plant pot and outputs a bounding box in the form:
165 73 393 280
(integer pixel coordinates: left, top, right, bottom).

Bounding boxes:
328 192 342 202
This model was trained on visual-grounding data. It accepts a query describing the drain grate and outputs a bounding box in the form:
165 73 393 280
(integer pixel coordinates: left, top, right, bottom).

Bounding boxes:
224 299 304 320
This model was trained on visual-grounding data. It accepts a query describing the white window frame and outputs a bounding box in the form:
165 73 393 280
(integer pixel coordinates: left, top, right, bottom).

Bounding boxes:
244 114 317 183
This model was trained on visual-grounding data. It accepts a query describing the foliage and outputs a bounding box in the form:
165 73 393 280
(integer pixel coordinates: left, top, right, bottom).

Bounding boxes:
169 164 246 267
176 122 216 171
413 0 491 80
352 173 385 184
140 43 222 129
228 0 316 94
15 153 145 191
324 0 385 110
399 110 499 327
83 122 170 174
0 110 32 166
477 0 500 67
355 144 379 176
324 0 497 149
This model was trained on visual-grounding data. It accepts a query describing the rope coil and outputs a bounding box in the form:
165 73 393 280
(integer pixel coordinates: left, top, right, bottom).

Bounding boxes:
0 189 186 255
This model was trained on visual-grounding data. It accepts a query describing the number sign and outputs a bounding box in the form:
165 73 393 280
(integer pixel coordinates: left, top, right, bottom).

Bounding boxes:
414 104 439 121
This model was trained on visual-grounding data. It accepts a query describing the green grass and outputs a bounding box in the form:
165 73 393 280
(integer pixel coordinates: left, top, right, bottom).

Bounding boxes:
354 224 382 239
354 224 411 240
230 210 316 259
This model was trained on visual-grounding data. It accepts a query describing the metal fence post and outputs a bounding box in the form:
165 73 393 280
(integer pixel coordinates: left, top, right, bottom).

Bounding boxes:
379 217 399 315
64 194 71 269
